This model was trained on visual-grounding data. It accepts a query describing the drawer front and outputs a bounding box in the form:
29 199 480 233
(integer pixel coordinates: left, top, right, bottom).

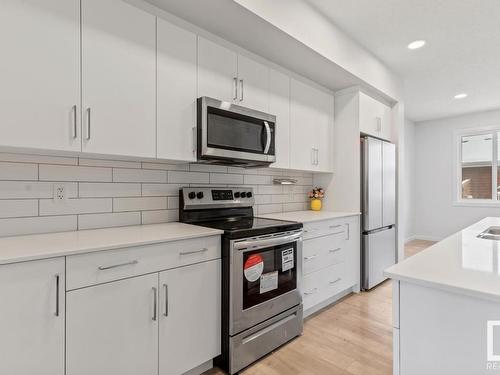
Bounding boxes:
303 218 349 240
302 263 346 311
66 236 220 290
303 233 345 275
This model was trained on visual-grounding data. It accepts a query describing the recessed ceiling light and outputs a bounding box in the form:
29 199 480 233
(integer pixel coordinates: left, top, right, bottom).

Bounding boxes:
407 40 426 50
454 93 468 99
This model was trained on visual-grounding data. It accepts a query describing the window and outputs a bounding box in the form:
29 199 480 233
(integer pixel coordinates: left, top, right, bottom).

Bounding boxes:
456 128 500 204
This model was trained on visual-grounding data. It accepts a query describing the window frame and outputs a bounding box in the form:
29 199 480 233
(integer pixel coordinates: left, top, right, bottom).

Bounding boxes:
453 126 499 207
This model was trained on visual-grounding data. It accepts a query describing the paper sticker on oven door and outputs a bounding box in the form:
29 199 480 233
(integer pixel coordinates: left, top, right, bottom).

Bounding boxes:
281 248 294 272
244 254 264 282
260 271 278 294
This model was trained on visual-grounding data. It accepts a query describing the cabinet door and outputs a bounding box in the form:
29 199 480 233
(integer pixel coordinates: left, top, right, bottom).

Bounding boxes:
237 55 269 112
359 92 392 141
314 89 334 173
269 69 290 169
0 258 65 375
0 0 80 152
159 259 221 375
66 274 159 375
157 18 197 162
82 0 156 158
290 79 333 172
290 79 317 171
198 37 238 102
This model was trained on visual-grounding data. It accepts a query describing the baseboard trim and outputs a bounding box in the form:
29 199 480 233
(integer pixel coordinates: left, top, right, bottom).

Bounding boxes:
407 235 443 242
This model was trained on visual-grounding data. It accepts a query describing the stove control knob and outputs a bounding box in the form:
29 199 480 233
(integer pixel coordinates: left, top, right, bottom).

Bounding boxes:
234 192 241 199
246 192 253 198
188 192 196 200
196 192 204 199
240 192 247 198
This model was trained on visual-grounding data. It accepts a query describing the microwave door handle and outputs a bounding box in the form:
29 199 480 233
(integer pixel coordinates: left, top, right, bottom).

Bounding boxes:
263 121 271 154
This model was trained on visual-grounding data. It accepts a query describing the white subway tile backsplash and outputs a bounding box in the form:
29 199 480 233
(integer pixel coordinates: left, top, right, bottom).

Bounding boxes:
243 175 272 185
210 173 244 185
141 209 178 224
142 162 189 171
0 181 78 199
0 162 38 180
113 197 167 212
0 153 77 165
79 183 141 198
78 212 141 230
39 165 112 182
0 216 77 237
113 168 167 183
79 158 141 169
40 198 112 216
0 200 38 218
0 153 314 237
168 171 209 184
141 184 182 197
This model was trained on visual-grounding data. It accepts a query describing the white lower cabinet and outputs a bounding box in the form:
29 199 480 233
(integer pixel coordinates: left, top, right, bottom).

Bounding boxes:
65 238 221 375
0 258 65 375
159 259 221 375
301 216 360 316
66 273 159 375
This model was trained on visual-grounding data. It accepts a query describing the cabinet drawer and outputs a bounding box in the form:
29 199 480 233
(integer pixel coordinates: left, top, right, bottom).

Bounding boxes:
303 218 349 240
303 233 345 275
302 263 346 311
66 236 220 290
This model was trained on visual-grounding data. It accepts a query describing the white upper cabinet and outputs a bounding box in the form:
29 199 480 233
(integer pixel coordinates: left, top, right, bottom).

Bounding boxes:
198 37 238 102
359 92 392 141
0 258 65 375
236 55 270 112
159 260 221 375
269 69 291 169
81 0 156 158
290 78 334 173
0 0 80 152
157 18 197 162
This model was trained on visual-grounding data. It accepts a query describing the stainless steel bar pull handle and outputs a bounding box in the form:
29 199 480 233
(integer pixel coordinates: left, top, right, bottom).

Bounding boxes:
152 287 157 321
163 284 168 317
72 105 78 139
329 248 342 253
55 274 60 317
86 107 91 140
98 260 138 271
179 248 208 256
263 121 271 154
233 77 238 101
304 254 317 261
329 277 341 285
239 79 244 101
304 288 318 296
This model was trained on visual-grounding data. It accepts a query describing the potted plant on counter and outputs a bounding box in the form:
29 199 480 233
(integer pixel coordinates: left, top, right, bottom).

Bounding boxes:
308 187 324 211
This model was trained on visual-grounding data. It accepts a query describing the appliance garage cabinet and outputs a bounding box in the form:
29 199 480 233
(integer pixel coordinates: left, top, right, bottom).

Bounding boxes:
0 0 334 173
0 226 222 375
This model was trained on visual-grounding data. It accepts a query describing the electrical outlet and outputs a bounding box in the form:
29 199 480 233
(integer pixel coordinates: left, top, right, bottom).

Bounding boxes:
53 184 66 201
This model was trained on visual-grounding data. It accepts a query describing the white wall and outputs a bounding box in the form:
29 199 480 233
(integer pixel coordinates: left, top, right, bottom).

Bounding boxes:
403 118 416 241
414 109 500 240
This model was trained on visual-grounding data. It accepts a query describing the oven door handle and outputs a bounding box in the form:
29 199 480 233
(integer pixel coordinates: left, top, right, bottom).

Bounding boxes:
263 121 271 154
233 231 302 251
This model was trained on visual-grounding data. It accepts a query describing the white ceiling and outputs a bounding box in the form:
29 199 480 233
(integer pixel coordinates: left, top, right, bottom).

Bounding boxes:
307 0 500 122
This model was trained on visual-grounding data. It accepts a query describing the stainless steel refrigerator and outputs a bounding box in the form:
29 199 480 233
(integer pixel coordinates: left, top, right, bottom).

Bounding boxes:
361 136 396 290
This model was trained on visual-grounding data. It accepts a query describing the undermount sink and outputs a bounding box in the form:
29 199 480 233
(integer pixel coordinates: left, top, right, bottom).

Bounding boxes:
477 226 500 240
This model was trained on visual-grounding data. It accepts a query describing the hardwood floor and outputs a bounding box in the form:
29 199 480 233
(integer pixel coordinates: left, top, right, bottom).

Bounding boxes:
205 240 435 375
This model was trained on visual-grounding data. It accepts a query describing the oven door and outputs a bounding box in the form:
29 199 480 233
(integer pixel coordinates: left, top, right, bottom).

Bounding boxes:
198 97 276 164
230 230 302 335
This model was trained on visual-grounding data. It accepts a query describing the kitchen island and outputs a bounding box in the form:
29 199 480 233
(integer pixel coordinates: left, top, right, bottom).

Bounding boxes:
385 217 500 375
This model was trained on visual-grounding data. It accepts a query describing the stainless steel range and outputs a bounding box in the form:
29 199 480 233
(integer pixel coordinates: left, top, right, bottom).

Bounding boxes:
179 187 303 374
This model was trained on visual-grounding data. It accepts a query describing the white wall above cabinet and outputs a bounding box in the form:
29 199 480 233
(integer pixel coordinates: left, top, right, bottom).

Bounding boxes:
0 0 80 152
81 0 156 158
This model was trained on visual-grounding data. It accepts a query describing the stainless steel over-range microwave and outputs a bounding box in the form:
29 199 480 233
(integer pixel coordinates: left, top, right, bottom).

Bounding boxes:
197 97 276 167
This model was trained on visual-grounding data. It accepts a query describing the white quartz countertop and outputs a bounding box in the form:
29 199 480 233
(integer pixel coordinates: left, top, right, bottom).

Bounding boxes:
0 223 223 265
259 210 360 223
385 217 500 302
